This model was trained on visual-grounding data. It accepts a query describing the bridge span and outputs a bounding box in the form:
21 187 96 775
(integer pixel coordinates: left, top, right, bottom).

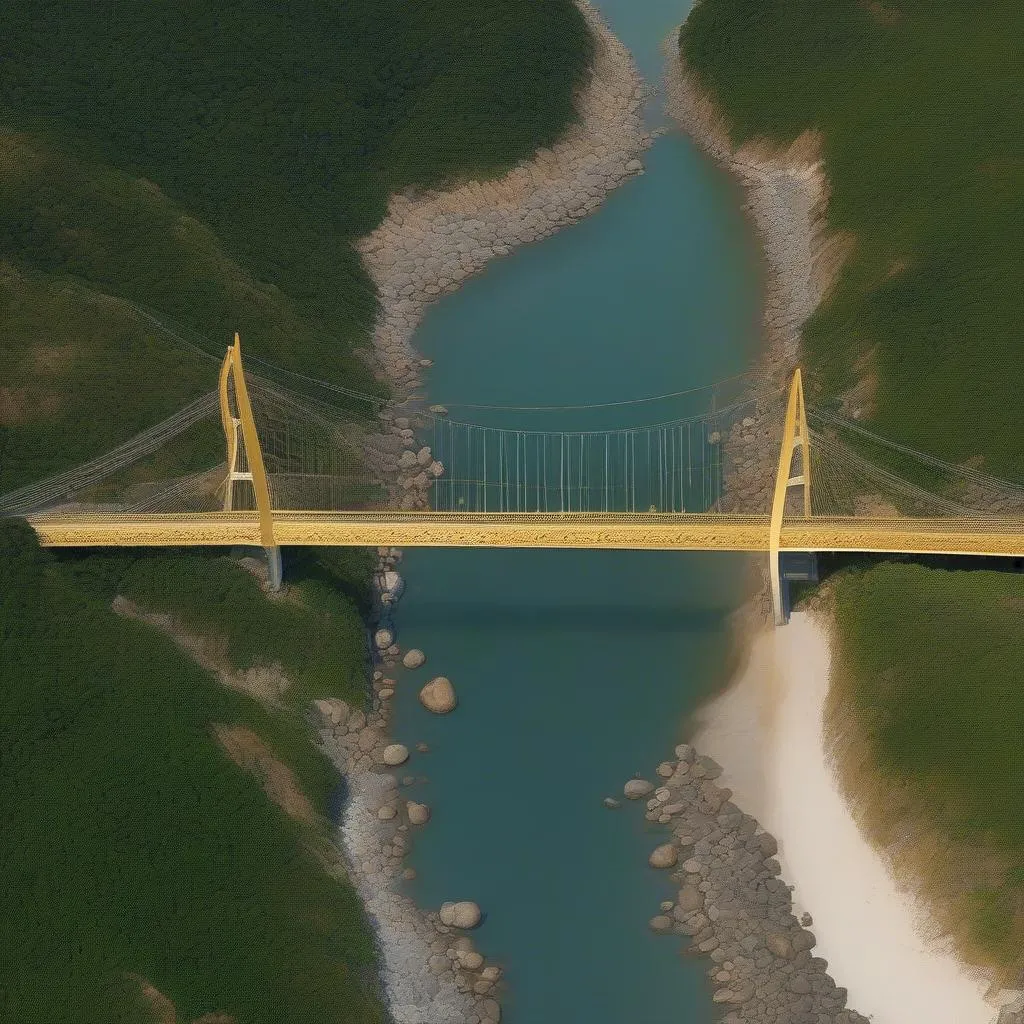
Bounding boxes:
26 510 1024 560
9 337 1024 626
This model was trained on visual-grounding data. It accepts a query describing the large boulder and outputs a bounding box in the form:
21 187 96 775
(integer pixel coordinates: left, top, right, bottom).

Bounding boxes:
374 627 394 650
402 648 426 669
623 778 654 800
458 950 484 970
407 801 431 825
677 884 704 913
381 743 409 766
439 901 481 929
649 843 678 869
420 676 458 714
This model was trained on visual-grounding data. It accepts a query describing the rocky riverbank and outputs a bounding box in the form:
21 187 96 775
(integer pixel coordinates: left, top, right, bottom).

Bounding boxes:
662 27 850 536
325 4 657 1020
357 0 650 403
621 745 869 1024
315 653 501 1024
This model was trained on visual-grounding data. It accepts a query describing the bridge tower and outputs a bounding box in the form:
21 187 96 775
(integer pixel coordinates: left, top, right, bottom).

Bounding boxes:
218 334 282 590
769 368 812 625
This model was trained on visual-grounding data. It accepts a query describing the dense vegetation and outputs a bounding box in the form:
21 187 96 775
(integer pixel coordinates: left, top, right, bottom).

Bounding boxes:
682 0 1024 478
828 562 1024 976
0 520 384 1023
684 0 1024 978
0 0 592 490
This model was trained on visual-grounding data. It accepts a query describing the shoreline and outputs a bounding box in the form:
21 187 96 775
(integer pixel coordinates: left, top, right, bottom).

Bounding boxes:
691 607 1014 1024
666 18 1019 1023
329 4 654 1021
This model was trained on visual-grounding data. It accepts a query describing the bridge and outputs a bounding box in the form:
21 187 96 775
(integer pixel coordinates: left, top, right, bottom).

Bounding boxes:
6 335 1024 625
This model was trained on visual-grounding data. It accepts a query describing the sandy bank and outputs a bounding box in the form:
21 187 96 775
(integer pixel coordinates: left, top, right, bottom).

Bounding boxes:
693 610 1006 1024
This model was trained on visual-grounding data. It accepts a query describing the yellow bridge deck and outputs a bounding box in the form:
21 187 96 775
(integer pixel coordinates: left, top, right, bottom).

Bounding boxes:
26 511 1024 558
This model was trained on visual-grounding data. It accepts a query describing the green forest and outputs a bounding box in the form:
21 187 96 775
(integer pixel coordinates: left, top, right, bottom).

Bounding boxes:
681 0 1024 980
0 0 592 490
682 0 1023 478
0 521 383 1023
0 2 593 1020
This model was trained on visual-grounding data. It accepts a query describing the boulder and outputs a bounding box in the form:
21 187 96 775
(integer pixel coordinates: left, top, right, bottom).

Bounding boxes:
648 843 678 869
420 676 458 713
623 778 654 800
656 761 676 778
459 950 484 970
440 901 481 929
380 570 403 598
416 446 433 466
767 933 794 959
674 743 696 763
602 797 621 809
648 915 673 933
788 974 812 995
374 627 394 650
381 743 409 766
402 648 426 669
314 697 350 726
677 884 704 913
407 801 431 825
398 450 418 470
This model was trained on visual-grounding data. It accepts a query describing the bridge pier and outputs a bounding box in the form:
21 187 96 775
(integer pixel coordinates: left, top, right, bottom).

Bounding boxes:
266 546 283 591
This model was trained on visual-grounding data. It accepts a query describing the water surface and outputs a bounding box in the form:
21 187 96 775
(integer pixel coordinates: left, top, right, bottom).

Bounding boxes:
390 2 761 1020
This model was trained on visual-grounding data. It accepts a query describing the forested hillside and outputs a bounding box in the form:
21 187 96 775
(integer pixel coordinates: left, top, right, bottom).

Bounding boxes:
0 4 593 1020
683 0 1023 478
0 0 592 487
0 522 383 1023
680 0 1024 979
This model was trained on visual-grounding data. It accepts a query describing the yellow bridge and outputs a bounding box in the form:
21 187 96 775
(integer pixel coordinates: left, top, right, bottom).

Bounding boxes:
9 337 1024 625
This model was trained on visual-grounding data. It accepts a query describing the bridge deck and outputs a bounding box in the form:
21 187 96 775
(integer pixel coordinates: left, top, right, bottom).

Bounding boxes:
25 511 1024 557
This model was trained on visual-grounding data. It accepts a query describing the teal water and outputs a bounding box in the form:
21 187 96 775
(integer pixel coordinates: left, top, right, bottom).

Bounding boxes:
390 2 761 1021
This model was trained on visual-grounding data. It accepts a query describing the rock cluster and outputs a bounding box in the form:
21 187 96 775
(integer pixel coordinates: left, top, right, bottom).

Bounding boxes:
631 743 870 1024
316 688 501 1024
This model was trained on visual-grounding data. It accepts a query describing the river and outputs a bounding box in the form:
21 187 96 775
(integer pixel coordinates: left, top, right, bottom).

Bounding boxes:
389 1 762 1020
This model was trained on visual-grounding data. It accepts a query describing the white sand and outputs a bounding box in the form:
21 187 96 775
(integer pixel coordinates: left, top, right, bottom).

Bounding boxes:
693 610 1007 1024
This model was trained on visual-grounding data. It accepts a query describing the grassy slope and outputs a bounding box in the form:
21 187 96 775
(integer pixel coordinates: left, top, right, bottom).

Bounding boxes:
0 0 592 490
682 0 1024 976
0 521 384 1024
682 0 1024 478
829 562 1024 975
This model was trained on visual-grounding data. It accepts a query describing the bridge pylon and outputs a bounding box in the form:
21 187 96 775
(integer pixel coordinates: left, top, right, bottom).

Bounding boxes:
769 368 812 625
218 334 282 589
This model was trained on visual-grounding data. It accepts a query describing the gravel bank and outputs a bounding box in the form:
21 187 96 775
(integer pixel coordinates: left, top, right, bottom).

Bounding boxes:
627 743 871 1024
662 29 850 526
330 5 655 1020
358 0 652 405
